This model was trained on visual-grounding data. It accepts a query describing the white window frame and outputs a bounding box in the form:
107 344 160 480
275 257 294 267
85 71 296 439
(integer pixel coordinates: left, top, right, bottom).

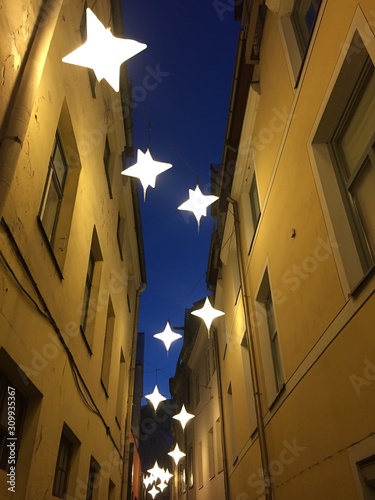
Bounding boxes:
308 8 375 297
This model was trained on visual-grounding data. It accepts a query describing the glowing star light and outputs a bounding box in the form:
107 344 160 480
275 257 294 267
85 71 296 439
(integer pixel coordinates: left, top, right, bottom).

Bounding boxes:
158 482 168 492
121 149 172 200
168 443 186 465
62 9 146 92
148 485 159 499
154 322 182 352
178 185 218 230
173 405 195 430
191 297 225 335
147 461 164 481
145 385 166 411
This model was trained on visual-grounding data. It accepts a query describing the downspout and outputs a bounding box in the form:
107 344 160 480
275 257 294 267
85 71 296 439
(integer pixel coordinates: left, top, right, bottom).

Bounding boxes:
0 0 64 219
213 328 231 500
121 283 146 500
228 197 272 499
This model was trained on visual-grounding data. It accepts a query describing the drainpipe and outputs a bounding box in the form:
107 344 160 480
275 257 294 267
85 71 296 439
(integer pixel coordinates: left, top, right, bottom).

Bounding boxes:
121 283 146 500
0 0 64 219
228 197 272 499
213 328 231 500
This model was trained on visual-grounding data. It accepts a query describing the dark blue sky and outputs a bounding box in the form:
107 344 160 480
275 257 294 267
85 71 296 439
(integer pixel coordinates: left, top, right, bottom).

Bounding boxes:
122 0 239 400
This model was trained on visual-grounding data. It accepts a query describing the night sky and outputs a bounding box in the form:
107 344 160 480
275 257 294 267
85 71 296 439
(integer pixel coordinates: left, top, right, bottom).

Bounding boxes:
122 0 239 400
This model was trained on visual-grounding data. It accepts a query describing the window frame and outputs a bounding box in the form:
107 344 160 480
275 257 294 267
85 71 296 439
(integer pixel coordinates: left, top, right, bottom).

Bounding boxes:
309 22 375 296
52 434 73 498
39 132 68 249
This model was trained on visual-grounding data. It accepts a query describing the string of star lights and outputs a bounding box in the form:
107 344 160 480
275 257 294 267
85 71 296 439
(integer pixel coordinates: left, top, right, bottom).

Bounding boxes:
64 8 225 497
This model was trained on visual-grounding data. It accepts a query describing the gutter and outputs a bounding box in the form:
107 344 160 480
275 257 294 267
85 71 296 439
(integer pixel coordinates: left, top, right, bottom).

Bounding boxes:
228 197 272 499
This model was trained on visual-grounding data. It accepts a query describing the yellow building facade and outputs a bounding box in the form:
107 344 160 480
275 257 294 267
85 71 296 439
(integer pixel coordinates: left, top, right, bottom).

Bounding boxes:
0 0 146 498
208 0 375 499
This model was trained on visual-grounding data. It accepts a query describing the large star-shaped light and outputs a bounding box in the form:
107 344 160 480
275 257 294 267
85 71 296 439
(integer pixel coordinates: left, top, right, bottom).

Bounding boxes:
173 405 195 430
148 485 159 499
121 149 172 200
62 9 146 92
178 185 218 229
154 322 182 352
168 443 186 465
145 385 166 411
191 297 225 335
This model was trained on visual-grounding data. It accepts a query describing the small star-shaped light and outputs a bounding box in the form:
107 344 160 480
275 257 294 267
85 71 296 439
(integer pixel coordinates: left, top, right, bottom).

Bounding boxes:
148 485 159 499
143 474 154 488
168 443 186 465
147 461 164 482
158 481 168 492
191 297 225 335
62 9 146 92
160 468 173 483
173 405 195 430
154 322 182 352
178 185 218 229
145 385 166 411
121 149 172 200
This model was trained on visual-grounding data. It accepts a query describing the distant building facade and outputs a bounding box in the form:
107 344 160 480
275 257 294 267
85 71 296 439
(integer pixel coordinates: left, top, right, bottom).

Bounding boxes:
170 303 226 500
0 0 146 499
175 0 375 499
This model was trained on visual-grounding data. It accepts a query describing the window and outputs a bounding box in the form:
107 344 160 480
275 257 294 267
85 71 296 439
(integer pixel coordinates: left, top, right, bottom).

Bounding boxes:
312 30 375 293
291 0 322 56
115 350 126 427
196 441 203 489
329 59 375 278
178 460 186 494
208 427 215 479
80 228 103 350
52 434 73 498
187 443 194 489
227 382 238 464
101 298 115 396
86 457 101 500
215 418 223 473
205 349 211 386
38 102 81 272
358 456 375 496
117 213 125 260
103 136 113 198
279 0 322 83
0 373 26 472
39 133 68 248
108 479 116 500
256 270 284 404
249 173 261 230
195 372 200 406
81 251 95 333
